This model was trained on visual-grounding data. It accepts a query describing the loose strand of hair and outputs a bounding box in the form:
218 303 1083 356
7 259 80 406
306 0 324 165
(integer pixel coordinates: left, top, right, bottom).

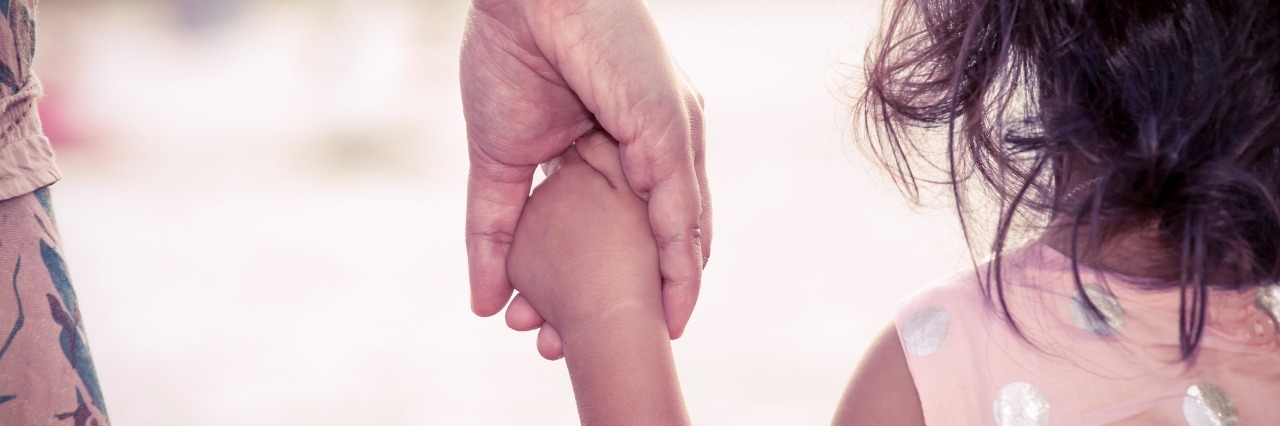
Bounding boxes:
991 155 1047 340
1067 174 1112 332
948 0 991 297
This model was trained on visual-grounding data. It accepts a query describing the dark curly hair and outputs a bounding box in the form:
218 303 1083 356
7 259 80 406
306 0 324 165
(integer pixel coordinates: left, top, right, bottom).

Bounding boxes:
857 0 1280 358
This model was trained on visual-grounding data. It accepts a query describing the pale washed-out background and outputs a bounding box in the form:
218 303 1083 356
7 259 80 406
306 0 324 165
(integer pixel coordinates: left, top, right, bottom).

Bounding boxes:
37 0 968 424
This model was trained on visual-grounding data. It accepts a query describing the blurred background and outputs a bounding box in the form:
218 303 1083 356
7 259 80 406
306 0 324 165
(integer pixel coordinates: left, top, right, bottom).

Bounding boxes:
38 0 969 424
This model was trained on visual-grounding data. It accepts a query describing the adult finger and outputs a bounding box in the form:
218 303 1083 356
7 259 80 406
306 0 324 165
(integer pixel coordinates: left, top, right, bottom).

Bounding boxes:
616 117 704 340
536 324 565 361
505 293 544 332
466 148 537 317
679 70 713 268
653 172 704 340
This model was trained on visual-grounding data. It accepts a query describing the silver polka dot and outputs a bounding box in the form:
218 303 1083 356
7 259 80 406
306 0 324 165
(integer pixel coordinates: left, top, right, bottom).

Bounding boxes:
1255 284 1280 322
900 307 949 356
1183 384 1238 426
1069 285 1125 336
993 382 1050 426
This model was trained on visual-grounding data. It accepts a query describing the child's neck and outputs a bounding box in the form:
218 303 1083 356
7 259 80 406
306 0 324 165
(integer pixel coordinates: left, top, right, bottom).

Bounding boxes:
1041 216 1246 287
1041 216 1179 282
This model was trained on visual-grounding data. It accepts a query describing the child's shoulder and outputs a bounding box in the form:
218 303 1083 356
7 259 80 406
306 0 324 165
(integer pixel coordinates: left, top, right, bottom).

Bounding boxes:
889 243 1095 423
891 243 1280 424
894 243 1053 335
895 264 988 321
895 242 1075 327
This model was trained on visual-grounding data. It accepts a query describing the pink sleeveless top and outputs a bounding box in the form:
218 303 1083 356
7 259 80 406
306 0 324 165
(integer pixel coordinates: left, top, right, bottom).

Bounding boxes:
896 243 1280 425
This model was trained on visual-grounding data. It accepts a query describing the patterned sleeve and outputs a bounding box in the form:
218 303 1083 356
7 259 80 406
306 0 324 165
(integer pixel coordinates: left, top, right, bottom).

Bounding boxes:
0 0 36 96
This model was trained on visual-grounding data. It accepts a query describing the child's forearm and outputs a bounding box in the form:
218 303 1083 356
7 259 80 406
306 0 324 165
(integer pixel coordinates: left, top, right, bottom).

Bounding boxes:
558 296 690 425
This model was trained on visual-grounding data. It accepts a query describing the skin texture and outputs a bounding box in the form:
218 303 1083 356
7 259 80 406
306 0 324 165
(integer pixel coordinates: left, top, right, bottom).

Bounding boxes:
507 133 690 424
460 0 711 358
832 323 925 426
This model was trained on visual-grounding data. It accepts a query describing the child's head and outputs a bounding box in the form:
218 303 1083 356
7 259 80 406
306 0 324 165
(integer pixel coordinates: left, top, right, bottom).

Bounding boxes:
857 0 1280 355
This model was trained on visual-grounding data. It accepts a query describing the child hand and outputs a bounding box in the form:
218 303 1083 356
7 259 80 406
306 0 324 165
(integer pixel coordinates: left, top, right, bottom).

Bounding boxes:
506 132 663 354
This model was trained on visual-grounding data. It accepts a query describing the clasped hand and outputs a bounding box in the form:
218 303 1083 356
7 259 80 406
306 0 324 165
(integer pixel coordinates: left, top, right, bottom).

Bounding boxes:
506 133 664 359
461 0 710 358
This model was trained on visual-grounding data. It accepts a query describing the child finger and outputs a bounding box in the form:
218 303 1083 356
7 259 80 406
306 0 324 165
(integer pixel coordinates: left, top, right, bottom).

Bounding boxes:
536 324 566 360
504 293 545 331
575 131 628 188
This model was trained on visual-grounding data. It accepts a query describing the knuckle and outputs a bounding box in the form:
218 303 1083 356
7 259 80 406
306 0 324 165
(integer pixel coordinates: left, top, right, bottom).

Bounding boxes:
467 229 515 245
656 230 699 252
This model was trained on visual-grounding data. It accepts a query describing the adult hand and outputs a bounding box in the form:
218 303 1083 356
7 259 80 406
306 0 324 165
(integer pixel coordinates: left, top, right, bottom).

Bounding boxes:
461 0 710 359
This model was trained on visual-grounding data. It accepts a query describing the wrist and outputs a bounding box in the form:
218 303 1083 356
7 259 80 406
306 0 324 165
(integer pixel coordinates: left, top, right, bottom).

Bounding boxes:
557 297 689 426
557 298 666 347
547 264 665 341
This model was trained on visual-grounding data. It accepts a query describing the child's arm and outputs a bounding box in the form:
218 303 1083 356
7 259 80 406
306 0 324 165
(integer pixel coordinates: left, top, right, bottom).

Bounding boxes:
507 132 690 425
560 290 687 425
831 323 924 425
